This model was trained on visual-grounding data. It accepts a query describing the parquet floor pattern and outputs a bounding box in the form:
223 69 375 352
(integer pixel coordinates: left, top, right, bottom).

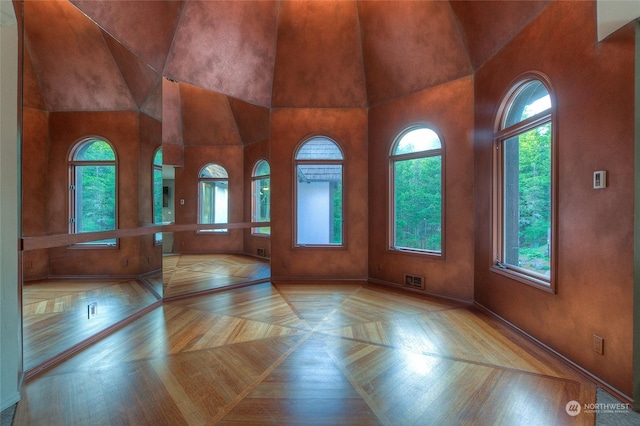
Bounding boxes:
15 282 596 425
163 254 270 299
22 279 158 370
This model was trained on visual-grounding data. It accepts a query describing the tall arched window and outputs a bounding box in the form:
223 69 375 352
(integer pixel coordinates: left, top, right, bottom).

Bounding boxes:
69 138 117 245
153 148 163 243
252 159 270 235
295 137 343 246
390 126 443 254
198 163 228 233
494 74 556 291
153 148 163 224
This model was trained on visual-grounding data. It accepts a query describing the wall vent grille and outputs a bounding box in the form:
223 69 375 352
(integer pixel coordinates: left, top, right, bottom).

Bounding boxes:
257 248 266 257
404 274 424 289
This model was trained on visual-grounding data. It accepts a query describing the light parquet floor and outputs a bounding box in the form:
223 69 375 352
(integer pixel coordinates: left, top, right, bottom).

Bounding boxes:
163 254 270 299
22 278 159 371
15 282 599 425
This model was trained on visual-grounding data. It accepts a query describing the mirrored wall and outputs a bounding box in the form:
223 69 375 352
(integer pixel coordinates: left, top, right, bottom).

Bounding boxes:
20 0 270 373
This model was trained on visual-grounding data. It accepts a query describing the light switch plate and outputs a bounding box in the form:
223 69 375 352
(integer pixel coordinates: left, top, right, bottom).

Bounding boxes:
593 170 606 189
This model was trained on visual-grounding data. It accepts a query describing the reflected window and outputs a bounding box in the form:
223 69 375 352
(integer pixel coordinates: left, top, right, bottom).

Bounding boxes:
198 163 229 233
69 138 117 246
390 127 443 254
494 76 555 290
294 137 343 246
153 148 163 243
251 159 270 235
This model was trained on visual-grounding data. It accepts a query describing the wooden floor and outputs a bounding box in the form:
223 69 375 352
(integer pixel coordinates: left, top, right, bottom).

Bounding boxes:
14 282 597 425
163 253 270 299
22 278 159 371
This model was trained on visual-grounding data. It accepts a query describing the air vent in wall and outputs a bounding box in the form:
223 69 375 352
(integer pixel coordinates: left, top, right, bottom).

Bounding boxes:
257 248 266 257
404 274 424 289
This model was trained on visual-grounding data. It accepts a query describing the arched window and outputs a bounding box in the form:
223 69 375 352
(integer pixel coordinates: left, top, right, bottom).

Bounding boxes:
494 75 555 291
251 159 270 235
294 137 343 246
198 163 228 233
69 138 117 246
390 126 443 254
153 148 163 244
153 148 163 224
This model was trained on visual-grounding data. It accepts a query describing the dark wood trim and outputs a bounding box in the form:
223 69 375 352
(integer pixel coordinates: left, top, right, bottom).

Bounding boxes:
21 222 270 251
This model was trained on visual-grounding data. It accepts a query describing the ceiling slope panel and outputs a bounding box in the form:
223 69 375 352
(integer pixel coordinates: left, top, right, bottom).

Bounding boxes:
141 81 163 122
228 98 270 146
359 0 472 106
450 0 550 70
71 0 184 73
24 0 136 112
103 30 161 110
272 0 367 108
23 46 47 110
164 0 278 108
179 83 243 147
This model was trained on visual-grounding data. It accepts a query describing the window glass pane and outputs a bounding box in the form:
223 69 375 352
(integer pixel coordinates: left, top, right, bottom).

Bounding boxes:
504 81 551 128
253 177 270 235
295 137 343 160
153 149 162 166
153 149 163 225
75 140 115 161
393 156 441 251
75 164 116 234
254 160 270 177
393 128 441 155
199 163 228 178
296 164 342 245
153 168 163 224
503 122 551 277
199 180 228 232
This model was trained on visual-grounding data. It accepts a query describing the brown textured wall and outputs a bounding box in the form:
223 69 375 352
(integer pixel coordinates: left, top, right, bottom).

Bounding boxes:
22 108 49 238
180 84 242 147
272 0 367 108
162 79 183 166
71 0 185 73
173 145 244 253
164 0 278 107
358 0 471 106
44 111 143 276
368 76 475 301
103 31 161 110
449 0 550 71
270 108 368 280
243 139 271 258
139 113 162 225
474 1 634 396
24 0 136 112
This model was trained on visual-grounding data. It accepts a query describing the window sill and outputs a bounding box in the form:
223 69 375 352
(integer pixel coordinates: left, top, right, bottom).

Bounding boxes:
490 265 555 294
388 247 443 259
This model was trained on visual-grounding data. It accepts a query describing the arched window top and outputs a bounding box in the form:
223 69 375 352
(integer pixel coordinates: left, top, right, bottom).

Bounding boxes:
253 159 270 177
153 148 162 166
392 127 441 156
295 137 343 160
72 138 115 161
503 79 552 129
199 163 228 179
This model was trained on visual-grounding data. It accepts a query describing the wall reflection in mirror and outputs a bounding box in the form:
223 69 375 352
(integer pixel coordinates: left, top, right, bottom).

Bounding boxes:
21 0 270 373
22 236 162 370
162 233 270 299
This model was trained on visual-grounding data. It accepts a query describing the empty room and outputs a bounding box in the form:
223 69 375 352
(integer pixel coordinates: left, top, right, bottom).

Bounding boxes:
1 0 639 424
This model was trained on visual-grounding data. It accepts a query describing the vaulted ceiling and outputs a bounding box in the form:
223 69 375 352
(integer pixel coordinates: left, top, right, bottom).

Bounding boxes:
23 0 550 131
